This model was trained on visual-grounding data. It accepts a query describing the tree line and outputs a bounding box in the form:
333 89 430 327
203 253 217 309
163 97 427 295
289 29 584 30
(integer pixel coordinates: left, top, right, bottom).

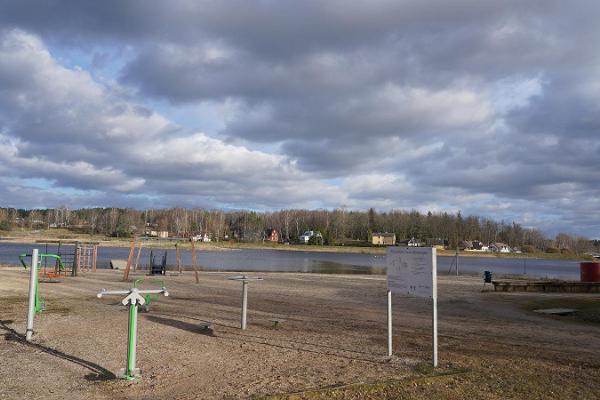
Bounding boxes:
0 206 595 253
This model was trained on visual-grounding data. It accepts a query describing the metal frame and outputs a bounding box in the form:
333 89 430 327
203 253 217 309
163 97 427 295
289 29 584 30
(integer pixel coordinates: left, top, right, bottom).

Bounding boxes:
97 286 169 380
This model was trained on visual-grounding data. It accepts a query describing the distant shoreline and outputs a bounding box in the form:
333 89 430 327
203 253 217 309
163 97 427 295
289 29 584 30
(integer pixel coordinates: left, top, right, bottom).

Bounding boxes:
0 232 592 261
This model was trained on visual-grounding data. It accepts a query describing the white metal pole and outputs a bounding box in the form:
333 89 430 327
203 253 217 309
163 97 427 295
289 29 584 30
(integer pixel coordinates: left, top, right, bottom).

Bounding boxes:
387 289 392 357
432 296 438 367
26 249 39 342
241 281 248 330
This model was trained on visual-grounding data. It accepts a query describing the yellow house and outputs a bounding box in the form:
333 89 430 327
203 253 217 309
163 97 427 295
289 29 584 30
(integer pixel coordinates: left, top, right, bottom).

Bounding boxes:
372 232 396 246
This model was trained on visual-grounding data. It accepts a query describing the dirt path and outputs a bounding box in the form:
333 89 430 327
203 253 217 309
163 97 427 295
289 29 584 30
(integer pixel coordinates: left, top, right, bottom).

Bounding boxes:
0 266 598 399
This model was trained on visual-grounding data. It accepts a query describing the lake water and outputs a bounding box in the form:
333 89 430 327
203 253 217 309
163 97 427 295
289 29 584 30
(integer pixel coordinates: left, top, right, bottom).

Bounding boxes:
0 242 582 279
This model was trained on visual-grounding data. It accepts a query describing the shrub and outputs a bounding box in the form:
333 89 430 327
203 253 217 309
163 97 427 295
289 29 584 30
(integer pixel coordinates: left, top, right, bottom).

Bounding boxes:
545 247 560 253
0 220 10 231
112 227 133 238
521 245 536 253
308 232 324 245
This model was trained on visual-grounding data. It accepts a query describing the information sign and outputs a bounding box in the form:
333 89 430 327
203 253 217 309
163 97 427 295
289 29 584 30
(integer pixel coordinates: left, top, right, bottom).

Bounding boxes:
386 246 436 298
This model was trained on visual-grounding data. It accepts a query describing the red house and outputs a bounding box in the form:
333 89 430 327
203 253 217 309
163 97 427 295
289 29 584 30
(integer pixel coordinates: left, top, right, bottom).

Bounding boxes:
264 229 279 242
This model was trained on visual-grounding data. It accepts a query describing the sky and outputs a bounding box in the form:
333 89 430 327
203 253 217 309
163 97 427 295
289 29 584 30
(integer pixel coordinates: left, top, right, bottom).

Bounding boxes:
0 1 599 237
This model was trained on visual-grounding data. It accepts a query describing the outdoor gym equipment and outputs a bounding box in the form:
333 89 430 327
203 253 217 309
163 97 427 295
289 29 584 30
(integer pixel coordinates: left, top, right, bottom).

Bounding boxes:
133 278 165 312
20 251 66 315
20 252 66 278
227 275 263 330
97 285 169 380
25 249 39 341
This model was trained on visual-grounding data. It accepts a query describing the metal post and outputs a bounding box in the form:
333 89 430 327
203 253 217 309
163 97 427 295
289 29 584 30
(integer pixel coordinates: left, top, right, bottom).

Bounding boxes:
455 247 459 276
387 290 392 357
241 280 248 330
432 295 438 367
92 245 97 272
227 275 262 329
134 242 143 271
191 240 199 283
26 249 39 341
72 244 79 276
97 286 168 380
126 302 138 380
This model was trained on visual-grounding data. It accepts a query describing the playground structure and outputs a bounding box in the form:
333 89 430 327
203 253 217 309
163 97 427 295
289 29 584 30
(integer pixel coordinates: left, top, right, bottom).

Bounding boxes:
34 240 99 276
121 239 199 282
148 250 167 275
97 283 169 380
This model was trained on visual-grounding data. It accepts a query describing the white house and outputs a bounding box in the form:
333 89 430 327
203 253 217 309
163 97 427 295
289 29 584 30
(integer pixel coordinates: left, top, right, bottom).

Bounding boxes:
408 237 421 247
490 242 511 253
299 230 322 244
299 231 314 244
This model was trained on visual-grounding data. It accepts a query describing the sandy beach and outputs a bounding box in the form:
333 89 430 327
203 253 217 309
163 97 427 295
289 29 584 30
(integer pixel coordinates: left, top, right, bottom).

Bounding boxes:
0 266 598 399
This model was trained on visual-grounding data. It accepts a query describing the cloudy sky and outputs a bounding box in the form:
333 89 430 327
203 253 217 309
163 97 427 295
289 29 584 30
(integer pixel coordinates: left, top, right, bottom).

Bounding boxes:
0 1 599 236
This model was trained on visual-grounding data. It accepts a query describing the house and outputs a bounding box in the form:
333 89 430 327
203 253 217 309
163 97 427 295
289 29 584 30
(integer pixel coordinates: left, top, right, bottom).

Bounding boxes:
460 240 473 250
408 237 422 247
158 231 169 239
264 229 279 242
299 230 322 244
472 240 484 250
426 238 448 246
372 232 396 246
426 238 448 250
490 242 511 253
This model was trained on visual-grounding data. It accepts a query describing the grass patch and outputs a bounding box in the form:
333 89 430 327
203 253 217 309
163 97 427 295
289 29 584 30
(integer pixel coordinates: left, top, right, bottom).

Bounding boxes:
258 355 600 400
256 367 470 400
525 297 600 325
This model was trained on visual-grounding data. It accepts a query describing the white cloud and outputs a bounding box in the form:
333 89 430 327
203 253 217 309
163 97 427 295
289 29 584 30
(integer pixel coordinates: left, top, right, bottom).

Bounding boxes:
1 0 600 236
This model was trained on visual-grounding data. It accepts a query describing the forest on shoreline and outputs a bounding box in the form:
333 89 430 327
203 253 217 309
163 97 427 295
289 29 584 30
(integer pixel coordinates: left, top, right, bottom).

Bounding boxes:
0 206 596 255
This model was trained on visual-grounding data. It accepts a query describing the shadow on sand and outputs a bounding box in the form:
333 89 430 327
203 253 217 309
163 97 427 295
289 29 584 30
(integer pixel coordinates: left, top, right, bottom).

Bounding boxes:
0 320 115 381
145 315 215 336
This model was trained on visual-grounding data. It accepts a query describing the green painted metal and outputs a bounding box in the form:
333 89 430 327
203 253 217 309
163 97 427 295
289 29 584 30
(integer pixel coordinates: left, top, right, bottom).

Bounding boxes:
97 284 168 380
34 271 43 313
19 253 64 314
19 253 65 271
126 302 138 380
133 278 165 307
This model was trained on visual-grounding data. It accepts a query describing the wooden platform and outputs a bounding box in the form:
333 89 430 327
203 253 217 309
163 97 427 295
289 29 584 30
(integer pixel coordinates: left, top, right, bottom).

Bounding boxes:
493 280 600 293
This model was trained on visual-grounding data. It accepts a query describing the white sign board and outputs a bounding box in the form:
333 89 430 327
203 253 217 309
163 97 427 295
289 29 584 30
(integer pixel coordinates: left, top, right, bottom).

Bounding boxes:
386 246 437 298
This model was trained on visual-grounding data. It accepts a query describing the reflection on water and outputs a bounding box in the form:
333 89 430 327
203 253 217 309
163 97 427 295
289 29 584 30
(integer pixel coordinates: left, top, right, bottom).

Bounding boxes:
0 242 580 279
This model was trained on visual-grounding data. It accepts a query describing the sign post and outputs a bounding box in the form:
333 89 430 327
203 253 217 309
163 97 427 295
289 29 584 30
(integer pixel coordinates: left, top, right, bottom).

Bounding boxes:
386 246 438 367
387 289 392 357
97 286 169 380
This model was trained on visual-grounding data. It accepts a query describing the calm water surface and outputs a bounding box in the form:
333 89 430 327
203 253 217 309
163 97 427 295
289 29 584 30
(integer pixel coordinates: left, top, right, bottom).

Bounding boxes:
0 242 581 279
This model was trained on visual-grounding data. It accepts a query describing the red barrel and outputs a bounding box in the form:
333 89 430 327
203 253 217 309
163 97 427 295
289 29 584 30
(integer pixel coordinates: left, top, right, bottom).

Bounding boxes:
580 262 600 282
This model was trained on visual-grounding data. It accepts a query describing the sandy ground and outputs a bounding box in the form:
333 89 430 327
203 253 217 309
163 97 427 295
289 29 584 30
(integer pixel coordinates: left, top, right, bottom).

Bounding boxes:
0 266 599 399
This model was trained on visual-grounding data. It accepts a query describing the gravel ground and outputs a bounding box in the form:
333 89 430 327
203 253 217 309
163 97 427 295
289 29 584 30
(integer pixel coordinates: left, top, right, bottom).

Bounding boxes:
0 266 598 399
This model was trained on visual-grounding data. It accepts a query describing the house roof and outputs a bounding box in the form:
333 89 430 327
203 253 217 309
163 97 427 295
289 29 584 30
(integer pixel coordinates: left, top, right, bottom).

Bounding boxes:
373 232 395 237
